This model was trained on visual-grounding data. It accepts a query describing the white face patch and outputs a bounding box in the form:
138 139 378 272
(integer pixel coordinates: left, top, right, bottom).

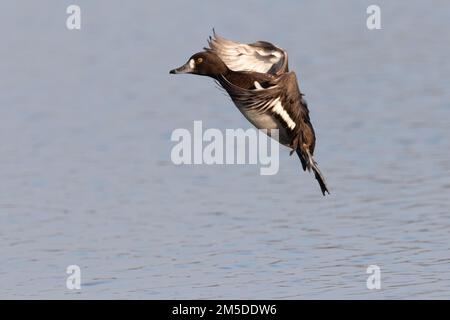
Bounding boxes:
189 59 195 69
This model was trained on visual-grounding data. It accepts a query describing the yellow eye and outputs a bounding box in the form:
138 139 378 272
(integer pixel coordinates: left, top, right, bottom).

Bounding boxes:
197 57 203 64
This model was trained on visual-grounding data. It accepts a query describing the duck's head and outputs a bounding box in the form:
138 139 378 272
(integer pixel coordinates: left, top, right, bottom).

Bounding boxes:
170 52 228 78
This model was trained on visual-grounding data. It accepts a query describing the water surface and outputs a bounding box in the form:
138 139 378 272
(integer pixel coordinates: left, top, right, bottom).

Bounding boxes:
1 0 449 299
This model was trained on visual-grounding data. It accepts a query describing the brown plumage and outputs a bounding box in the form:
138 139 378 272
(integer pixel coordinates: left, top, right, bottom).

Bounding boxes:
170 32 329 196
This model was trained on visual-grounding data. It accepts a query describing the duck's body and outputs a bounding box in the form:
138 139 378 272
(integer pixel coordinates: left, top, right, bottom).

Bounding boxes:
170 32 329 195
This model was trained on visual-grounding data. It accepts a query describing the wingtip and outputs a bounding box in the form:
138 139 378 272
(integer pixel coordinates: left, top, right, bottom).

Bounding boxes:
211 28 222 41
207 28 217 48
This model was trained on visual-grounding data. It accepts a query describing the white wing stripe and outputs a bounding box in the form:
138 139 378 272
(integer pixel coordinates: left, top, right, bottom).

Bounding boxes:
253 81 263 90
271 97 296 130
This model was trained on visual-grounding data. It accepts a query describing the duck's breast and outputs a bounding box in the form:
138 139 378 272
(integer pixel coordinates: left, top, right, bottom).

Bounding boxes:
235 107 291 146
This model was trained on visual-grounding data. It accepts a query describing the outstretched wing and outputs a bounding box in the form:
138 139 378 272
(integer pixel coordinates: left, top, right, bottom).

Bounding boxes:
206 31 289 76
218 72 315 153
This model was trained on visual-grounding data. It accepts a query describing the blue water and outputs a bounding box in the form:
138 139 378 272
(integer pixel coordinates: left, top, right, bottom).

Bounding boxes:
1 0 449 299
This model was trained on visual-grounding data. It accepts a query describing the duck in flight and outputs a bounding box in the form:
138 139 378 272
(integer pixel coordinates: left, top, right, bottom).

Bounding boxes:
170 32 330 196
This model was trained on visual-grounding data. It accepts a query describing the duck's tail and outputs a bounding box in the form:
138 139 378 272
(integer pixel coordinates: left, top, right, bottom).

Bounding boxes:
295 149 330 196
